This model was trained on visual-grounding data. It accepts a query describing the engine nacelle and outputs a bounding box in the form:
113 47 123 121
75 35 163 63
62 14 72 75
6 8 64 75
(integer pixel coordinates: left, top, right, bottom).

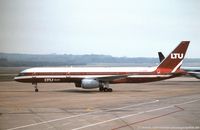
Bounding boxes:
81 79 100 89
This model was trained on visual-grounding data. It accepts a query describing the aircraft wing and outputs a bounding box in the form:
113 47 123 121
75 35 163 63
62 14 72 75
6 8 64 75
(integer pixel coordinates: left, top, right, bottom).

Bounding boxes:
96 75 128 82
69 75 128 82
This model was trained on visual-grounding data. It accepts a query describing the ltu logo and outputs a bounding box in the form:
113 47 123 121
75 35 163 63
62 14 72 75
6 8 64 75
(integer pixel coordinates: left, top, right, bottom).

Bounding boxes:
171 53 184 59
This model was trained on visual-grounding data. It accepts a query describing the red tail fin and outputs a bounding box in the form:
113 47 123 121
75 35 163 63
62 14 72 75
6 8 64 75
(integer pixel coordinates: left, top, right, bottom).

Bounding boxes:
156 41 190 74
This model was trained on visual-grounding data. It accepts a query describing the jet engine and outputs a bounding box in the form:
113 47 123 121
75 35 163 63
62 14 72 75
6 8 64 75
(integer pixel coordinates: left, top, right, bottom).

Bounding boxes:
81 79 101 89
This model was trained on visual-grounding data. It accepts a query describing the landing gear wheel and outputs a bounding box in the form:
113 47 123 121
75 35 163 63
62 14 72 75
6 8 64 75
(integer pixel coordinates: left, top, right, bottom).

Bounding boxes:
100 82 113 92
103 88 112 92
99 87 104 92
35 88 39 92
108 88 112 92
103 88 108 92
33 83 38 92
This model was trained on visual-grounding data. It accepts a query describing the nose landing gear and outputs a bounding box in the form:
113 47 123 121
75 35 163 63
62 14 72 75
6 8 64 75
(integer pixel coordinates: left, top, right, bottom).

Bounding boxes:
33 83 38 92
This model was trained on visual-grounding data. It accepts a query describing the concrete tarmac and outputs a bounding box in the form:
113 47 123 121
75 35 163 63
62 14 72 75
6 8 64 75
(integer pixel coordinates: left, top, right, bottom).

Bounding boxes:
0 77 200 130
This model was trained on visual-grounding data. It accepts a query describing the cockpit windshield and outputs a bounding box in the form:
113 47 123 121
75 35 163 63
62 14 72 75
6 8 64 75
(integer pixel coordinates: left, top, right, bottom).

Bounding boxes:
18 73 26 76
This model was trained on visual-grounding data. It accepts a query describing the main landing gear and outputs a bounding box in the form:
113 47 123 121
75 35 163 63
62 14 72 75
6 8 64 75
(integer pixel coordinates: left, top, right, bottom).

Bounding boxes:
99 82 112 92
33 83 39 92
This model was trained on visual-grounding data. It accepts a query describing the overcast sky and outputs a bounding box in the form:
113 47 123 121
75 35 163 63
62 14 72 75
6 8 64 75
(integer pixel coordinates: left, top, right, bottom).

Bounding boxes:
0 0 200 58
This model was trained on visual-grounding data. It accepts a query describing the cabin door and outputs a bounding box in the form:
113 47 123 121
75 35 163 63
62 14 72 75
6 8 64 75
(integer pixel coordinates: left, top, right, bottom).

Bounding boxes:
32 72 37 83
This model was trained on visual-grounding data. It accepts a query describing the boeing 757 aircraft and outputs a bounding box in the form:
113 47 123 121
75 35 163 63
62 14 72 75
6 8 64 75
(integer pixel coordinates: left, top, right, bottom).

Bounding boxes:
15 41 190 92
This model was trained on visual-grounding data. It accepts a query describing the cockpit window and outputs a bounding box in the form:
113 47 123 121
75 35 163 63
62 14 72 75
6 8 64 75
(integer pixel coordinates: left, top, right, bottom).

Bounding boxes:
18 73 26 76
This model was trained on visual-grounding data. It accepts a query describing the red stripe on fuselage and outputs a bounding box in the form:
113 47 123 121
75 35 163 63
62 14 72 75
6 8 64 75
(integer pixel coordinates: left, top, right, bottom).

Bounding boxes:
20 71 156 76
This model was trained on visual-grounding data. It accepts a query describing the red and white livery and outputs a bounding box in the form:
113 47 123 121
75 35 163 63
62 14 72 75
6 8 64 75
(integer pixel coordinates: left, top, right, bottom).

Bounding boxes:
15 41 190 92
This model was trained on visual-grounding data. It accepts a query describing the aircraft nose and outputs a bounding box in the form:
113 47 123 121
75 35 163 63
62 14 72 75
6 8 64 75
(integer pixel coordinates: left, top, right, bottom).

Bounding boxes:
14 76 19 82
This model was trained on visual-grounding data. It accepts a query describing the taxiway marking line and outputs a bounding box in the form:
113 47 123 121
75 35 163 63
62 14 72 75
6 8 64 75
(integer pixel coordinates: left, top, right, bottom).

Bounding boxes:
112 105 184 130
71 98 200 130
7 100 159 130
62 122 72 126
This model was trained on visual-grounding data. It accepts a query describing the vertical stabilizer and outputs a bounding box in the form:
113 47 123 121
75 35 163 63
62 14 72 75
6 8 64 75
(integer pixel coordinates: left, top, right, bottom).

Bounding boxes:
156 41 190 74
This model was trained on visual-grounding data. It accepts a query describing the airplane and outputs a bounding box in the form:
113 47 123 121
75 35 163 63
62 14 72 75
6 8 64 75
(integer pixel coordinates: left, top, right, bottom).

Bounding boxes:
158 52 200 79
14 41 190 92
